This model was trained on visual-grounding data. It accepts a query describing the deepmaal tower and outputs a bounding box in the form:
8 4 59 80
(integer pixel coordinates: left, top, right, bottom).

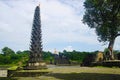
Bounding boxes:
25 4 46 70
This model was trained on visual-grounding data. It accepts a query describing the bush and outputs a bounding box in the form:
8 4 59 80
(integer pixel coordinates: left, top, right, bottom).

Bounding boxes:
82 53 96 66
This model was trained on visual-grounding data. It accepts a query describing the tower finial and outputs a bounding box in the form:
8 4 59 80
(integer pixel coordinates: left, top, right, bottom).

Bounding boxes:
39 3 40 7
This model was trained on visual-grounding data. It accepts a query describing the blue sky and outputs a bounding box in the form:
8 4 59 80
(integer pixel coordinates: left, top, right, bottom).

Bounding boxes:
0 0 120 52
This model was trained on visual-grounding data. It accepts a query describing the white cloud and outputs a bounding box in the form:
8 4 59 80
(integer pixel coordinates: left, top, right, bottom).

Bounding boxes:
41 0 99 45
0 0 119 52
64 46 73 52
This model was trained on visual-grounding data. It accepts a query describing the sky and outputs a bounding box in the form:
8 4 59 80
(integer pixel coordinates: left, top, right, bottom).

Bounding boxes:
0 0 120 52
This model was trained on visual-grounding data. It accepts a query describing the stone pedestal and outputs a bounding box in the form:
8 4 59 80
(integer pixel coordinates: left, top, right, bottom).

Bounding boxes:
24 61 47 70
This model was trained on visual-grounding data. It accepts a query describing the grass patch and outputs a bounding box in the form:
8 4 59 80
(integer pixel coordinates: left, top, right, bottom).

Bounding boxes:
17 69 52 72
7 66 18 70
7 69 51 77
0 77 17 80
3 66 120 80
38 67 120 80
43 73 120 80
0 64 19 70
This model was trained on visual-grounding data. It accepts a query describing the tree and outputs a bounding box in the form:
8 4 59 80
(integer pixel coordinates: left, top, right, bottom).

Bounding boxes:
83 0 120 59
16 50 22 54
2 47 15 56
42 51 53 61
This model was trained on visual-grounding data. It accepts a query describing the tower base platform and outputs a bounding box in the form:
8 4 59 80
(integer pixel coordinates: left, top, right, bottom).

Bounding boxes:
24 62 47 70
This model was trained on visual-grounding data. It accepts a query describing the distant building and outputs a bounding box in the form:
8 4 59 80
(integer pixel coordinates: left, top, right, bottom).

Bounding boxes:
54 48 59 55
53 49 70 65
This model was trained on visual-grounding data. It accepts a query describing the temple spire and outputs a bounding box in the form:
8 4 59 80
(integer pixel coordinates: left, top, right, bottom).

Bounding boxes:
39 3 40 7
29 4 42 62
24 5 46 70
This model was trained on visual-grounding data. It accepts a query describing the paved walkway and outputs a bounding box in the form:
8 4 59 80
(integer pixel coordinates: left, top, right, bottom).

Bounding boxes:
47 64 80 68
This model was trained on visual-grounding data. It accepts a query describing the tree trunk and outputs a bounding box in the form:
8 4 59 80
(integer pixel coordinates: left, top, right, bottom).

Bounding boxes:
108 37 116 60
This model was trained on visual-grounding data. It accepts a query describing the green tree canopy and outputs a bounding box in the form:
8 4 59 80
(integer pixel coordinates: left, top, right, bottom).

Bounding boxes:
83 0 120 50
2 47 15 56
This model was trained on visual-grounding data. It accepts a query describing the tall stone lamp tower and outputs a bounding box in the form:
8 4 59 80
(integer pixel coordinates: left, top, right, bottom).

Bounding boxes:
25 4 46 70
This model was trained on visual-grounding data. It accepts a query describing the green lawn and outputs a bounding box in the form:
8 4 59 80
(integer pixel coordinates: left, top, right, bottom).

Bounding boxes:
38 67 120 80
1 66 120 80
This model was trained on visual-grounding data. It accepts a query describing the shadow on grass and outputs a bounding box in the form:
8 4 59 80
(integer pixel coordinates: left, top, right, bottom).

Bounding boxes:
0 77 17 80
45 73 120 80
